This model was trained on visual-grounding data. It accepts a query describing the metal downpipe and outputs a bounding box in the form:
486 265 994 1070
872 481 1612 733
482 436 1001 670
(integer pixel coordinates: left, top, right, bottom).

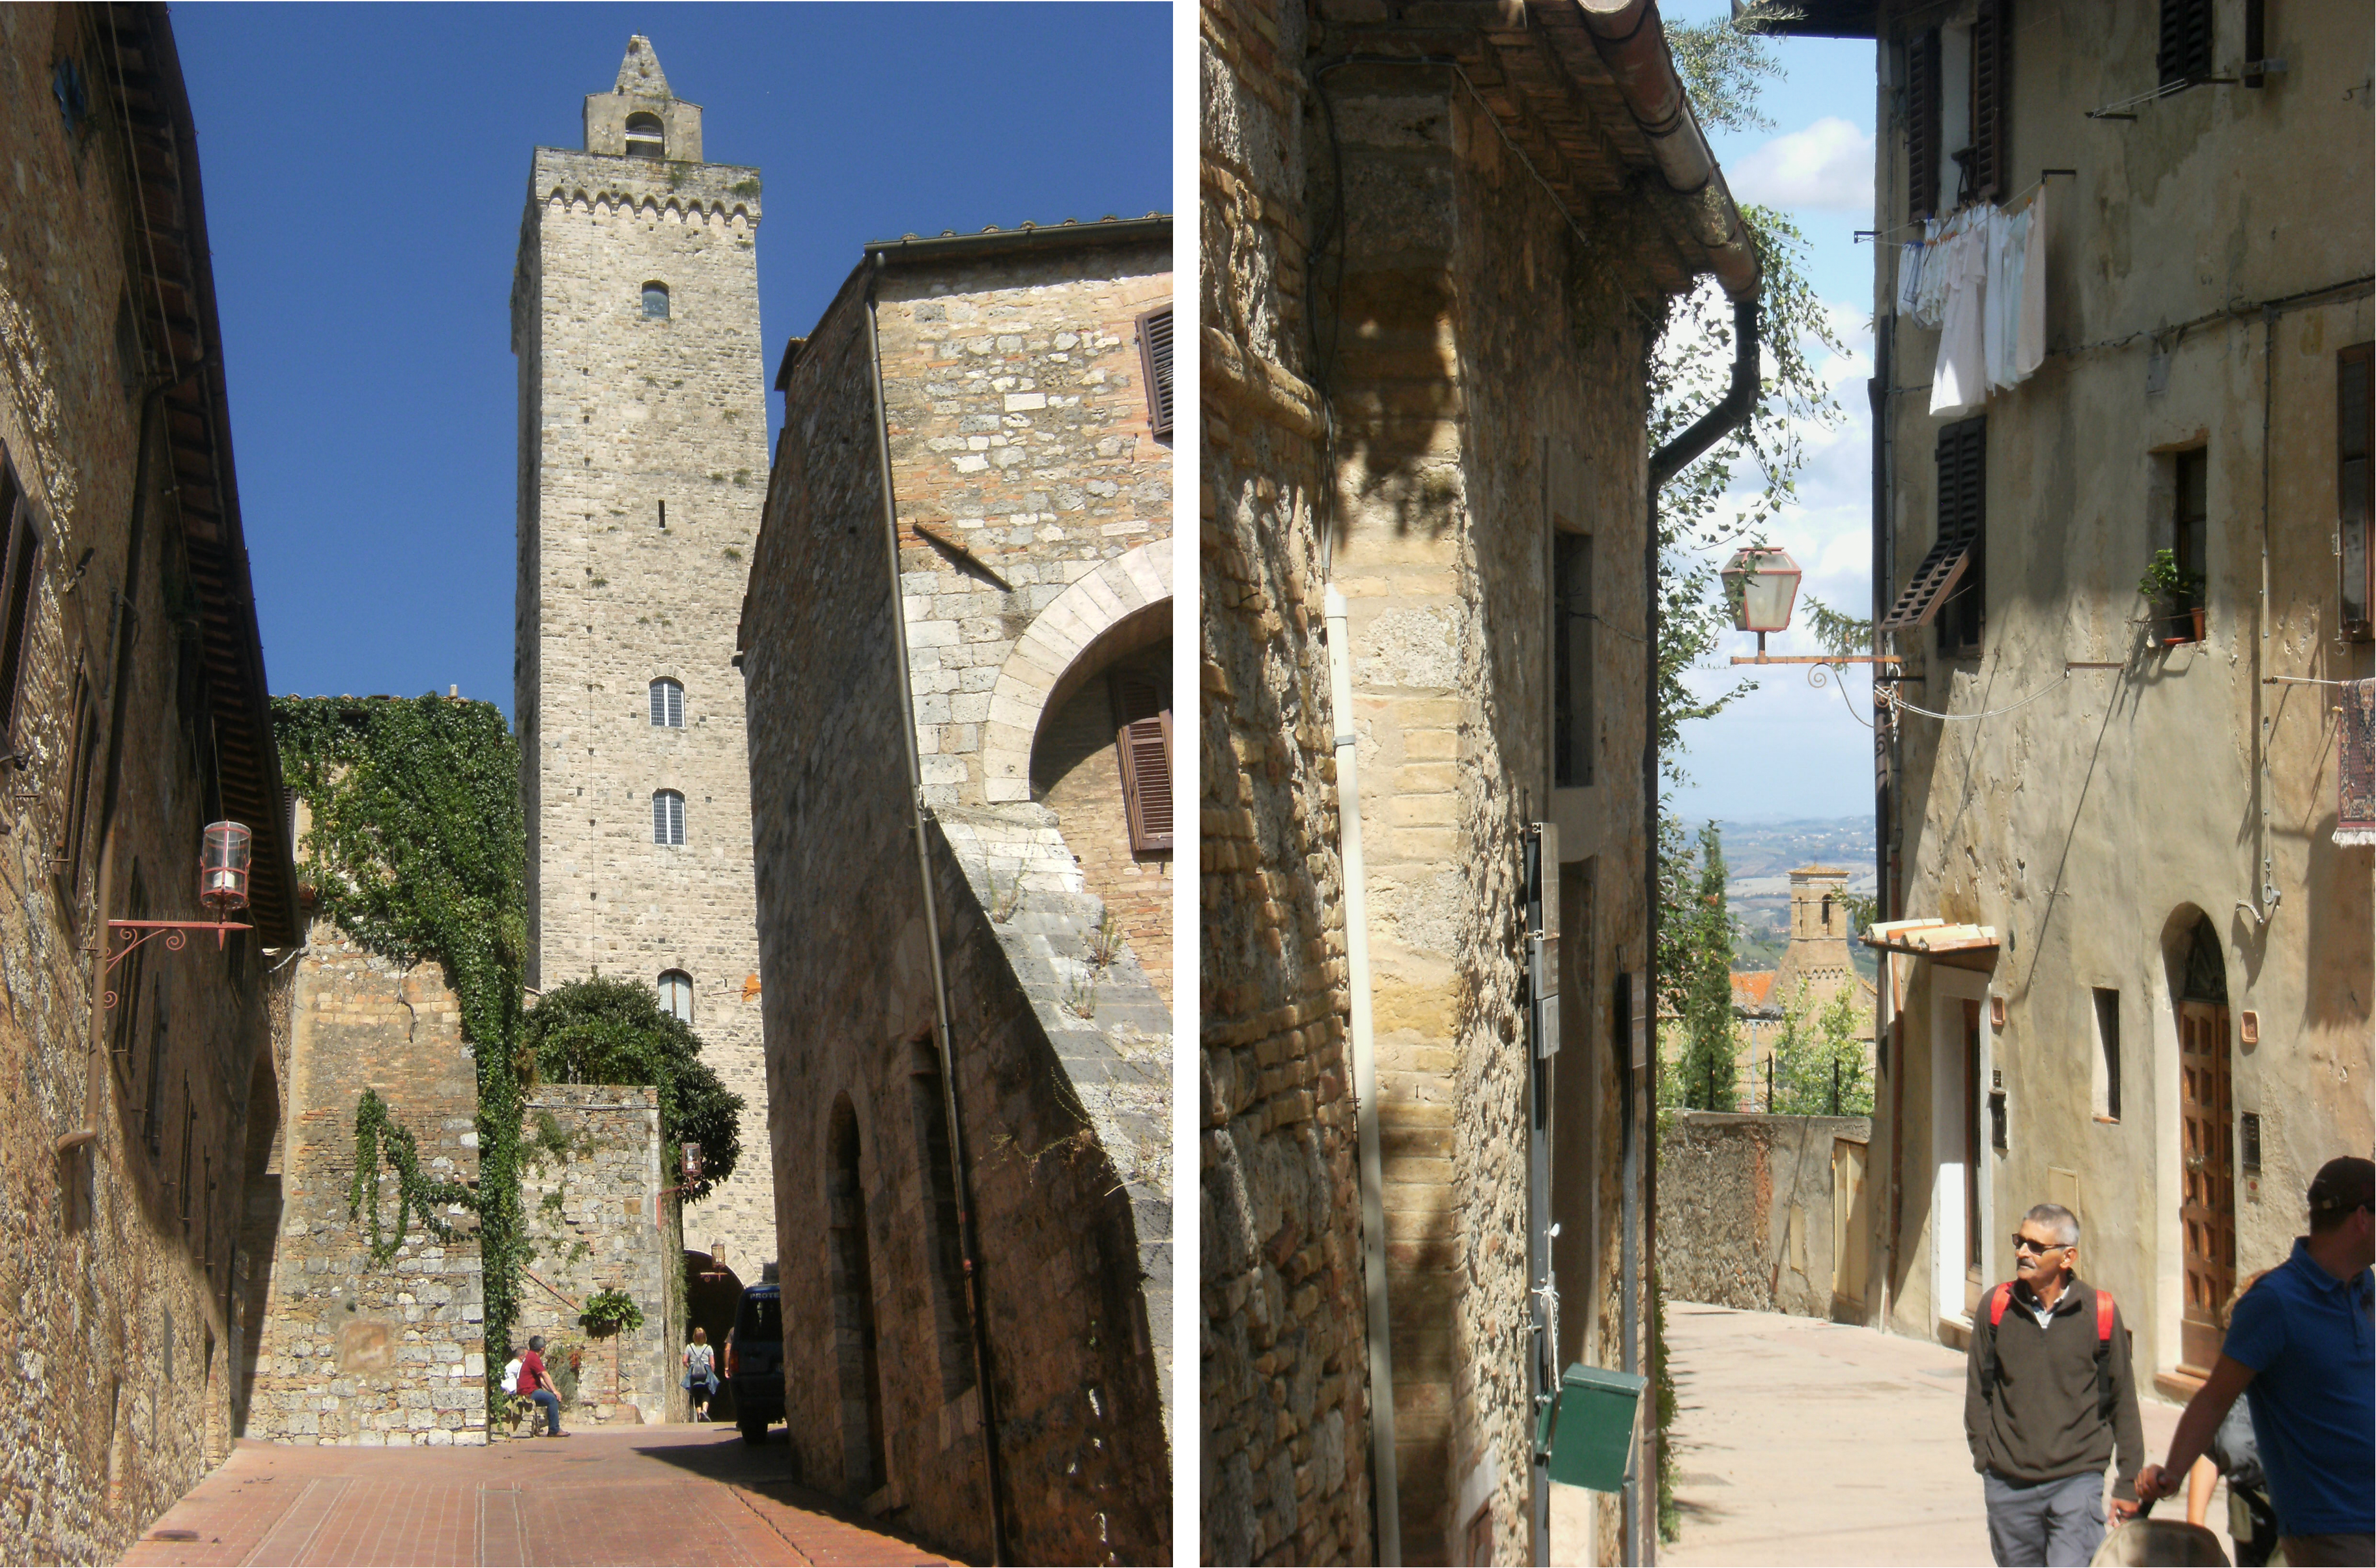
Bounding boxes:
864 259 1012 1566
1325 583 1401 1566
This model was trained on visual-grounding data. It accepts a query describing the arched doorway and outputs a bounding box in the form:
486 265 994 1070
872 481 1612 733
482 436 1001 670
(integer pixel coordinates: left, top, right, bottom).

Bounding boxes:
2167 912 2235 1375
683 1249 744 1420
825 1096 886 1495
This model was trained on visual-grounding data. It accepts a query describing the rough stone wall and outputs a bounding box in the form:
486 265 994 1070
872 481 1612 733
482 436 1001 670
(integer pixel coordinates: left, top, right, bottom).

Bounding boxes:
744 256 1169 1566
246 921 487 1448
1658 1112 1872 1319
1199 0 1379 1562
514 1085 675 1429
0 8 288 1556
1871 1 2375 1369
513 54 774 1279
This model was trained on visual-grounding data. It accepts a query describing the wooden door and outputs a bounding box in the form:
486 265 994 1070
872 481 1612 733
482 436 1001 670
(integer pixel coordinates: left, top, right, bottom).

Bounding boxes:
1832 1137 1871 1314
2178 1001 2235 1373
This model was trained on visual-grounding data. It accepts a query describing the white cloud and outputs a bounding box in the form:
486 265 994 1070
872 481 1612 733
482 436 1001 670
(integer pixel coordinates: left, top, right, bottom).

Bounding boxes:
1728 117 1874 215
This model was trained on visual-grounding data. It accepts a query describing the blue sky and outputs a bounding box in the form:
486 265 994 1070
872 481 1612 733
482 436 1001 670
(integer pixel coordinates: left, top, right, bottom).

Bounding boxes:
175 4 1169 720
1663 4 1884 826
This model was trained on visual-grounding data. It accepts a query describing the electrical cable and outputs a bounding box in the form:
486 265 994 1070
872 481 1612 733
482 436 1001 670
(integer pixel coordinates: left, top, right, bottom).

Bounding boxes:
1882 667 2078 721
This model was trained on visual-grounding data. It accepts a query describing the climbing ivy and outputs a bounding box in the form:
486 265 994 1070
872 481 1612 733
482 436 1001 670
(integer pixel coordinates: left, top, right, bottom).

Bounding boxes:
348 1088 472 1261
274 694 531 1422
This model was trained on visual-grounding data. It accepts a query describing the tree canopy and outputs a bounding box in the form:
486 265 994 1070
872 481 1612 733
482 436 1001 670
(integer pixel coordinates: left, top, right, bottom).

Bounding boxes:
523 977 744 1203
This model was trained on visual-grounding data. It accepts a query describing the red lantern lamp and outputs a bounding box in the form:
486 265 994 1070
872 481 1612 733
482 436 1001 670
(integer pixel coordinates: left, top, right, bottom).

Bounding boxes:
199 820 253 914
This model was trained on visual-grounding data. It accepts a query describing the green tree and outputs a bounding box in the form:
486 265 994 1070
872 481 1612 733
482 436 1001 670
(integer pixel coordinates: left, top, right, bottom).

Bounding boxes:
522 977 744 1201
1765 980 1875 1117
1676 822 1740 1110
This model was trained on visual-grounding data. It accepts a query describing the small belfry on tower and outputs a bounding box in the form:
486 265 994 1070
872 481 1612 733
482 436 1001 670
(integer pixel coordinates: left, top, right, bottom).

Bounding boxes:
582 35 703 163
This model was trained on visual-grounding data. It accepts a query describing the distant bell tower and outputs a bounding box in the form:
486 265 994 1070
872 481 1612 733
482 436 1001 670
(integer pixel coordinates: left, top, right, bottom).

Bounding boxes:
512 36 773 1274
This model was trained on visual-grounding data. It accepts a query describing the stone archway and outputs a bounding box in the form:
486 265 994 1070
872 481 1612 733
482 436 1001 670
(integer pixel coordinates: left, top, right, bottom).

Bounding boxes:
981 542 1171 803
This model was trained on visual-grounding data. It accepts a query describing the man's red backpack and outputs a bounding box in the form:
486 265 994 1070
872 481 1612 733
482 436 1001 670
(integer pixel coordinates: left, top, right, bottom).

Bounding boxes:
1977 1282 2121 1423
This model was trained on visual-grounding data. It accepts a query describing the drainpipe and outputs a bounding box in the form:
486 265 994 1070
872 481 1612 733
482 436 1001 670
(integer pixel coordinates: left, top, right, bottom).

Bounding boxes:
863 258 1011 1567
1324 583 1400 1567
1635 293 1759 1568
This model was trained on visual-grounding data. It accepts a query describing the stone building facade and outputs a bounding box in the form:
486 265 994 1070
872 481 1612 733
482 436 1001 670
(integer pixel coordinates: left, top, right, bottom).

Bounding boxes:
1766 0 2375 1382
0 5 303 1556
1203 1 1764 1562
244 917 488 1448
512 36 774 1277
742 219 1173 1565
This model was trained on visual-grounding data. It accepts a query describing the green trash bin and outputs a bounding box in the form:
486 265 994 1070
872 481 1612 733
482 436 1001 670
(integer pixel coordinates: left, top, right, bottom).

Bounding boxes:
1534 1362 1646 1493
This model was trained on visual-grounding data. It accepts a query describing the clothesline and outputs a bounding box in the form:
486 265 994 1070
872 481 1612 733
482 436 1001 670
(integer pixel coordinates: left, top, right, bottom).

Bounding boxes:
1859 170 2074 245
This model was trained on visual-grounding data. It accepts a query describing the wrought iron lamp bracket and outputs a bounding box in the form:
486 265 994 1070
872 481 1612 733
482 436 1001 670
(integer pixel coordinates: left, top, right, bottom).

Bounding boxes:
97 919 252 1009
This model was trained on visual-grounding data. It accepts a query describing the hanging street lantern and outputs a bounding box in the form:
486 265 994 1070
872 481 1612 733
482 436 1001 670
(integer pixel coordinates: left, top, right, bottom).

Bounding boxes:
1720 546 1803 654
681 1142 705 1188
100 820 256 1009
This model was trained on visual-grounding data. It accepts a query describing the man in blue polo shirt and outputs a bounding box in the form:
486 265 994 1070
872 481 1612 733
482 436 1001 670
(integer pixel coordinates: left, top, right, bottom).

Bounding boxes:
2139 1156 2374 1567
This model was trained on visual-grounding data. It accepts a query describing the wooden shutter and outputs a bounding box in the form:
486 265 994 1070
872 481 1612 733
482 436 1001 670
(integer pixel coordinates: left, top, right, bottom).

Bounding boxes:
2158 0 2213 87
1936 417 1987 649
1876 535 1971 632
1969 0 2011 204
0 456 38 753
1110 670 1172 854
2341 343 2373 641
1906 29 1942 221
1137 306 1174 439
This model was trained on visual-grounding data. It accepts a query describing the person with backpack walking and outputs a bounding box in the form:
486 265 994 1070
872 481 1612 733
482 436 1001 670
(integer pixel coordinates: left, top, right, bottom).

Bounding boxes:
1966 1202 2145 1566
2138 1156 2374 1567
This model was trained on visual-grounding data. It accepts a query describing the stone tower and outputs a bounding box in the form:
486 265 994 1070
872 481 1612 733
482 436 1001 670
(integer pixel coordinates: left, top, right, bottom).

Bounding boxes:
512 36 774 1274
1774 865 1853 1009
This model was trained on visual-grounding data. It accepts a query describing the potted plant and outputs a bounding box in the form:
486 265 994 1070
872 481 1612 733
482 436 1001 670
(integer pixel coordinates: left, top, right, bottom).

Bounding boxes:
2138 548 2206 643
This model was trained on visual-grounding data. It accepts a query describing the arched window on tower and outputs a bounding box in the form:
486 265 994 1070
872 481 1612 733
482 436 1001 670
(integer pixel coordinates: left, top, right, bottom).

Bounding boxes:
624 111 665 160
653 789 686 846
642 281 670 320
649 677 684 729
657 970 694 1025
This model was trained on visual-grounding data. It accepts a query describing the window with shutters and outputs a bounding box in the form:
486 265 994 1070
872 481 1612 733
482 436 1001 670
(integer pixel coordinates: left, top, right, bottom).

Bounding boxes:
653 789 686 847
2341 343 2373 641
649 677 684 728
1137 306 1174 439
2158 0 2213 88
1110 669 1172 856
110 860 147 1071
658 970 694 1025
1553 527 1593 789
54 669 100 908
1935 417 1987 655
145 975 169 1157
1878 417 1987 641
0 456 39 758
1966 0 2011 204
1906 29 1942 220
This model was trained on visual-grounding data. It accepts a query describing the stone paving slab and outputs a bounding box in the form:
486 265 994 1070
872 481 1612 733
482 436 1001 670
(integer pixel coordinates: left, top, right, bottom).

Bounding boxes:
118 1427 959 1567
1658 1301 2207 1567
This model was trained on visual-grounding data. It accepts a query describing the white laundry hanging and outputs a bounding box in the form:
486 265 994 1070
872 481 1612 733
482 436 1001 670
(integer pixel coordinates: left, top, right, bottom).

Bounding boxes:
1897 241 1926 316
1929 216 1989 417
2015 184 2047 379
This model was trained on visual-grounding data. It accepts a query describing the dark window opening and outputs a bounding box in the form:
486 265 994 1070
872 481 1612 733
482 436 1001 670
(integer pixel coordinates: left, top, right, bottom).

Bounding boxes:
1553 529 1594 788
110 861 147 1071
145 977 169 1156
2094 987 2121 1121
624 111 665 159
2340 343 2372 640
2169 447 2209 641
825 1099 886 1493
55 671 100 908
1 462 42 755
1936 417 1988 656
642 282 670 320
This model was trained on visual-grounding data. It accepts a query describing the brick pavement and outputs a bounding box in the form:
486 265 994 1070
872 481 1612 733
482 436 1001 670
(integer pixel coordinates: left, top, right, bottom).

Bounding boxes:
1654 1301 2221 1567
118 1426 959 1567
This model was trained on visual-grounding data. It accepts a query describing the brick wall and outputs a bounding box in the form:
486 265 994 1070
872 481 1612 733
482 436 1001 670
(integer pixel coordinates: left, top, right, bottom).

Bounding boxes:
513 1085 678 1430
0 8 294 1558
1200 0 1378 1561
513 49 774 1279
744 242 1171 1565
246 922 487 1448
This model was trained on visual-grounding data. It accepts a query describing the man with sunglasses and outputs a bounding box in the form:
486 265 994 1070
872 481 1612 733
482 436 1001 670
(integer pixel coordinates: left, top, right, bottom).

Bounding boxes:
2138 1156 2375 1567
1965 1203 2145 1565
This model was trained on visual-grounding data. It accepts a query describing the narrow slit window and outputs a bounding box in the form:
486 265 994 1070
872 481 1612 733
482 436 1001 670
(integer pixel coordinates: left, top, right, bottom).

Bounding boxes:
653 789 686 846
625 111 665 160
0 462 40 753
657 970 693 1025
2340 343 2371 640
642 281 670 320
2171 447 2210 639
2092 988 2121 1122
1553 528 1594 788
649 677 684 729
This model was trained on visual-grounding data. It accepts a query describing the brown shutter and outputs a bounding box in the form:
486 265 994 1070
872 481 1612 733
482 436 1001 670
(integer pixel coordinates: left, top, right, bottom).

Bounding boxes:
1876 536 1972 632
1937 417 1988 649
2342 343 2373 641
1906 29 1942 221
1970 0 2011 204
1880 418 1987 633
1110 669 1173 854
1136 305 1174 439
2159 0 2214 87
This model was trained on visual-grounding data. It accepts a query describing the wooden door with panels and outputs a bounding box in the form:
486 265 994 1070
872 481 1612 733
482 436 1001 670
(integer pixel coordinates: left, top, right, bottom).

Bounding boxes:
2177 1000 2235 1375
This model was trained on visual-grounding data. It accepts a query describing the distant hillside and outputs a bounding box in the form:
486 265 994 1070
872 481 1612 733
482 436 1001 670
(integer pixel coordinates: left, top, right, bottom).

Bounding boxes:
1698 816 1880 982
